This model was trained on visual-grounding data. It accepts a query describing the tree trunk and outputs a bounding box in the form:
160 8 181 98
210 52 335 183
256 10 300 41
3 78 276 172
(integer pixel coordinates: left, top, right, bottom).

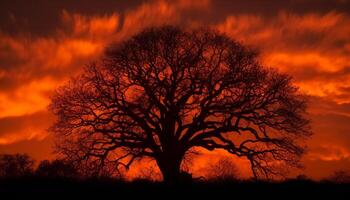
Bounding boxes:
157 152 189 184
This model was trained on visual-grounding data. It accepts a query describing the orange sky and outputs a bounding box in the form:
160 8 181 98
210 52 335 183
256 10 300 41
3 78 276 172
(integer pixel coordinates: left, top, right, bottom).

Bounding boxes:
1 0 350 180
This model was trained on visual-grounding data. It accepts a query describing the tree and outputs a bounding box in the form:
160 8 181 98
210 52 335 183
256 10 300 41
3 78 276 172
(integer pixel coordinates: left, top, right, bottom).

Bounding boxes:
137 165 162 182
0 153 35 178
49 26 310 183
35 159 77 178
206 158 239 181
327 170 350 183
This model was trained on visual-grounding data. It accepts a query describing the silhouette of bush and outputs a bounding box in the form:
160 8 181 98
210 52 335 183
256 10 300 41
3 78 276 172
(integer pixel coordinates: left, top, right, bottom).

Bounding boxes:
327 170 350 183
35 159 78 179
0 153 34 178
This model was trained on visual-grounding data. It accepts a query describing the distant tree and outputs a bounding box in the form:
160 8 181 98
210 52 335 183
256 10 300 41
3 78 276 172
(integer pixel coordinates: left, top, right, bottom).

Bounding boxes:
35 159 77 178
50 26 311 183
206 158 239 181
328 170 350 183
137 165 162 182
295 174 311 181
0 154 34 178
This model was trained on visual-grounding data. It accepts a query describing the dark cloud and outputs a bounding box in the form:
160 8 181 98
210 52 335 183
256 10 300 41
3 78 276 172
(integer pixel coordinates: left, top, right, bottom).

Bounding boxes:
312 113 350 147
288 66 350 82
0 0 211 93
213 0 350 15
294 96 350 179
0 135 54 160
306 96 350 161
0 111 53 137
303 157 350 180
309 96 350 114
2 0 350 37
0 111 54 146
0 0 145 37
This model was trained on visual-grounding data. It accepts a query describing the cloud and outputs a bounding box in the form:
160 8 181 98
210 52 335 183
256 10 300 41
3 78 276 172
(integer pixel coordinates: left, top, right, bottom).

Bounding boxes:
303 157 350 180
0 111 53 145
0 136 54 161
296 96 350 178
310 110 350 149
0 0 211 146
216 12 350 103
308 145 350 161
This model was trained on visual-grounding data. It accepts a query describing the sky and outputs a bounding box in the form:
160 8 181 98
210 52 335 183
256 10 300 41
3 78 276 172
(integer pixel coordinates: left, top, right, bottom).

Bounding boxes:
0 0 350 180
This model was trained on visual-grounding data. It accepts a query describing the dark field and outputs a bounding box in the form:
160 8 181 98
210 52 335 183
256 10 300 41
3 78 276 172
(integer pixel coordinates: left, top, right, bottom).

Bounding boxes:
1 178 349 199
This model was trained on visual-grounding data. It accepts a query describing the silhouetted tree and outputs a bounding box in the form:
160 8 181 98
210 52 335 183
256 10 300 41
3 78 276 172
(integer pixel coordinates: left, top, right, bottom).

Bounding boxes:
50 26 310 183
295 174 311 181
0 153 34 178
35 159 77 178
137 165 162 182
328 170 350 183
206 158 239 181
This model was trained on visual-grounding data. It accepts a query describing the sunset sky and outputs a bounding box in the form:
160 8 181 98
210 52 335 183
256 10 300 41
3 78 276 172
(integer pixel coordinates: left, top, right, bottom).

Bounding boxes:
1 0 350 180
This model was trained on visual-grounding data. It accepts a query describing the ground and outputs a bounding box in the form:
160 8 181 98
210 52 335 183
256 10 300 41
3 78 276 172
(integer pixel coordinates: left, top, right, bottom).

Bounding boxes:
1 178 349 199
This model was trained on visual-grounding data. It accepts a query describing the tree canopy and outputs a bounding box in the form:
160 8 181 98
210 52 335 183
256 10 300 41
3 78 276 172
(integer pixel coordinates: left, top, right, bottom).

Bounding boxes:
50 26 310 183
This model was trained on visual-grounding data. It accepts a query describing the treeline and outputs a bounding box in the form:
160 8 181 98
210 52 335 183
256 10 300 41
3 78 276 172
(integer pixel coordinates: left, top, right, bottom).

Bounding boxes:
0 153 78 179
1 153 350 184
1 154 350 198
